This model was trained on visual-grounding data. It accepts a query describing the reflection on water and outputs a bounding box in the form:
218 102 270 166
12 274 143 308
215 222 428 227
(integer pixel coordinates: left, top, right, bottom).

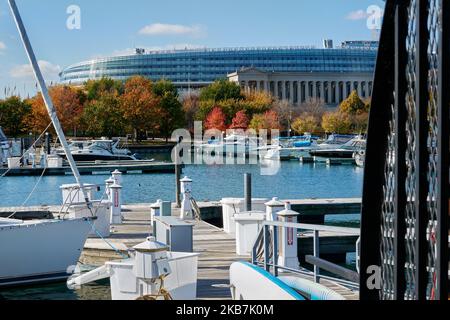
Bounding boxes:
0 278 111 301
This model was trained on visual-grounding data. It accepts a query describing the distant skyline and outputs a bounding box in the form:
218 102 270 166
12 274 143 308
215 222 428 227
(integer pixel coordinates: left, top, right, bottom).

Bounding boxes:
0 0 385 98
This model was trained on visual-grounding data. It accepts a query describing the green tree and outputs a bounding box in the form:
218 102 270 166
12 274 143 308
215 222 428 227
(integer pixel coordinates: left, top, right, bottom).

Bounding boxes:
81 93 126 138
199 79 243 102
0 96 31 137
120 76 160 141
339 91 368 115
249 111 280 132
321 111 352 134
153 80 185 142
291 115 321 135
85 77 124 101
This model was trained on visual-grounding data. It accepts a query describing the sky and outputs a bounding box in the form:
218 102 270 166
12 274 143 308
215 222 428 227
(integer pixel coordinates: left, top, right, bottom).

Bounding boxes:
0 0 385 99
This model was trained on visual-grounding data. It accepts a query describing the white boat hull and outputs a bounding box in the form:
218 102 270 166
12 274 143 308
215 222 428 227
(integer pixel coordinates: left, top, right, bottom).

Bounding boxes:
0 218 92 287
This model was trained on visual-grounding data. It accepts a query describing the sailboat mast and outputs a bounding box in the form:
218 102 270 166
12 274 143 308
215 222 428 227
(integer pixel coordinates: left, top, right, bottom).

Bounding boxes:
8 0 92 208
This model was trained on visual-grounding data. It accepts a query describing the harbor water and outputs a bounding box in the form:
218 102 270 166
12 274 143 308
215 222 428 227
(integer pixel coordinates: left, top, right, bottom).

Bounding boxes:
0 152 363 300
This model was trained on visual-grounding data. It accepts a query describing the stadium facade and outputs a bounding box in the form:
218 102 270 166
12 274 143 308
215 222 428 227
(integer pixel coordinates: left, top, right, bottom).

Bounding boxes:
60 40 377 106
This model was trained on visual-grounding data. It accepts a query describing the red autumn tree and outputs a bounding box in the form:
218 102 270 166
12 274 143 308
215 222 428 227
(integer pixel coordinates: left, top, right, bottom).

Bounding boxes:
204 106 227 132
229 110 250 130
27 85 84 135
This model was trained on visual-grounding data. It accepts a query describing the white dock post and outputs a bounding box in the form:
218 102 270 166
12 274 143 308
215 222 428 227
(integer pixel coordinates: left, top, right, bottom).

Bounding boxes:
112 169 123 185
180 176 193 220
40 152 47 168
110 182 123 225
150 199 163 223
276 202 300 271
265 197 285 221
30 152 36 168
105 177 115 201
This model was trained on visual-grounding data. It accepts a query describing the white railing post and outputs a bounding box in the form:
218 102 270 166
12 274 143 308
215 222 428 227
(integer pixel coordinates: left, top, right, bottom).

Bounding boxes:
313 230 320 283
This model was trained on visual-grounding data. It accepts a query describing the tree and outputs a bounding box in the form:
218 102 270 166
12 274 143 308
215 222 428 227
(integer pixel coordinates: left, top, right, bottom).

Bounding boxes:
153 80 185 142
0 96 31 137
120 76 160 141
291 115 321 135
81 93 126 138
199 79 243 102
321 111 352 134
339 91 368 115
27 86 84 135
182 93 200 132
271 100 301 134
204 106 227 132
249 110 280 132
229 110 250 130
85 77 124 101
299 98 326 119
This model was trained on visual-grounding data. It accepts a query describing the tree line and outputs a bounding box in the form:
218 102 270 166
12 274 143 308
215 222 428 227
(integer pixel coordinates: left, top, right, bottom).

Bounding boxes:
0 77 370 141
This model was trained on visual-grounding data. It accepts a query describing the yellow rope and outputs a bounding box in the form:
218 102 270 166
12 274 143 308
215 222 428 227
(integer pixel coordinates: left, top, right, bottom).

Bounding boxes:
136 275 173 301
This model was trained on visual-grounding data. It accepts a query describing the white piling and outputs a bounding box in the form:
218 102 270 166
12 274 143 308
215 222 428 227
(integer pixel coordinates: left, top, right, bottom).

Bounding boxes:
276 202 300 271
180 176 193 220
110 182 123 225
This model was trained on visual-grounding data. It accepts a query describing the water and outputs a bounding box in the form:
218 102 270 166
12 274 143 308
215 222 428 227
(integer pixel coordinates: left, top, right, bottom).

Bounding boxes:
0 153 363 300
0 155 364 207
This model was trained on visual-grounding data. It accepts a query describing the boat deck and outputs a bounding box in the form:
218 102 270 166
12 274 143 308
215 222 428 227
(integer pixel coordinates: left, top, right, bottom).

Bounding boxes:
79 204 359 300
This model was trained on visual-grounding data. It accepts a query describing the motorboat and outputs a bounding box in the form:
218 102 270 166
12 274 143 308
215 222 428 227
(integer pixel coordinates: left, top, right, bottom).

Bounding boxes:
262 135 319 160
197 134 263 157
0 127 10 165
56 139 138 161
309 136 366 159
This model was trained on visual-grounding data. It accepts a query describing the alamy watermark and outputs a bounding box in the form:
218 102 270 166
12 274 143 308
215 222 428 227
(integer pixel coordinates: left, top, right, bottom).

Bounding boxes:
171 122 281 176
367 5 383 30
66 5 81 30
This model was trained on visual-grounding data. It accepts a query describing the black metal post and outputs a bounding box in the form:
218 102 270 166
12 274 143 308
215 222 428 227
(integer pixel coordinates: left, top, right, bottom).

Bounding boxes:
436 0 449 300
244 173 252 211
394 0 407 300
359 0 396 300
414 0 429 300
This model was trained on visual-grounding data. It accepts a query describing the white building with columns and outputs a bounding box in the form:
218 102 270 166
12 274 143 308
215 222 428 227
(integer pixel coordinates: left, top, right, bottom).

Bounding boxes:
227 67 373 107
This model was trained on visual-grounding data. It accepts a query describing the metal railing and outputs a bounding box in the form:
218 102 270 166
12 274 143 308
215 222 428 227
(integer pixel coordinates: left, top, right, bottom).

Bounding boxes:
251 220 361 289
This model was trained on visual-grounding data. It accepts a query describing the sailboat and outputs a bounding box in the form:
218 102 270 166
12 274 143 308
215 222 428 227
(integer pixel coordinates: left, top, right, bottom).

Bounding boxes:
0 0 93 288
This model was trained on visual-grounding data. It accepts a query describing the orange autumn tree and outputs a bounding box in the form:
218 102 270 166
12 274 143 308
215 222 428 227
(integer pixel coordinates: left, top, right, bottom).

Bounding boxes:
229 110 249 130
120 76 160 141
204 106 227 132
27 85 84 135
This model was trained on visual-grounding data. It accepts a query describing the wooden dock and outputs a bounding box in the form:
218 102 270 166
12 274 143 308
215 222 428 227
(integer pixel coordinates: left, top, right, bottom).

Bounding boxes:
0 161 179 176
78 204 359 300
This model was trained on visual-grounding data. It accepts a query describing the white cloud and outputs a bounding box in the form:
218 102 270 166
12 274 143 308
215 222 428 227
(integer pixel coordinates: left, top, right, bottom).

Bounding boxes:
346 10 368 21
138 23 205 37
10 60 61 79
0 42 6 50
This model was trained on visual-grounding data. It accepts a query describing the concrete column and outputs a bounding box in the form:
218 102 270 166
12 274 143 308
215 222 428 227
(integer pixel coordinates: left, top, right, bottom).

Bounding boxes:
312 81 317 100
256 81 261 92
335 82 339 104
289 81 294 104
358 82 363 98
281 82 286 101
343 82 348 99
275 82 279 100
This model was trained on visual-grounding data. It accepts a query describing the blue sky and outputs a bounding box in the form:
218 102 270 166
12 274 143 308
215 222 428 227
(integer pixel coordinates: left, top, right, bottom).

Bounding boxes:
0 0 385 98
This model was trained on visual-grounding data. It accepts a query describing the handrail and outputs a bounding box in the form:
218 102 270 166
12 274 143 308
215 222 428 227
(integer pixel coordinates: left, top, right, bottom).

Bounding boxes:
252 220 361 291
264 220 360 235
